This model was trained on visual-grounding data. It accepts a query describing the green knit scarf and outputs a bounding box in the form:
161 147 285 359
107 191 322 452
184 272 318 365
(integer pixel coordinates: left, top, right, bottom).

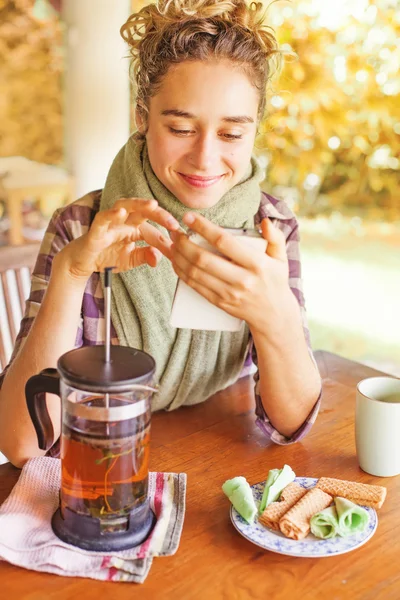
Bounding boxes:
100 136 264 411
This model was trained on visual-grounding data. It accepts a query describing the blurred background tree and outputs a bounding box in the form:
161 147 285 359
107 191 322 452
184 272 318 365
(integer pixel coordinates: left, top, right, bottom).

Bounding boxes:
259 0 400 221
0 0 63 163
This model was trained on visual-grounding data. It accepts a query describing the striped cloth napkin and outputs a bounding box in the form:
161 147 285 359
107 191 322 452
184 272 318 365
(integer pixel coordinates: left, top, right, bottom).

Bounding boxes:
0 457 186 583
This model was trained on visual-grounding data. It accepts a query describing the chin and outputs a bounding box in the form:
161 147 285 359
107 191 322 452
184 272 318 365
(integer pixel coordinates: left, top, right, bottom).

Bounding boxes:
177 194 221 209
172 182 229 209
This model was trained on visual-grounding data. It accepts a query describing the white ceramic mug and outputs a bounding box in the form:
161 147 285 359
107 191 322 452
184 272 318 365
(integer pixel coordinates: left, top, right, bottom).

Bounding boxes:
356 376 400 477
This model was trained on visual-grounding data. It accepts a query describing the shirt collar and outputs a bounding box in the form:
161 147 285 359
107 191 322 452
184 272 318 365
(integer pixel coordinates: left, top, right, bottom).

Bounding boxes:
257 192 293 222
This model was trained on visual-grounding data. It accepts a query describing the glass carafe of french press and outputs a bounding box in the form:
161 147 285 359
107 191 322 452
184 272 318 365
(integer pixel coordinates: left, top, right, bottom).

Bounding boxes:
25 268 157 551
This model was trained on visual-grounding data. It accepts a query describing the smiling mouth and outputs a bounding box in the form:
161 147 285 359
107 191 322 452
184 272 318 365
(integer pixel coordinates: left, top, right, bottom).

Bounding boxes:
177 172 225 188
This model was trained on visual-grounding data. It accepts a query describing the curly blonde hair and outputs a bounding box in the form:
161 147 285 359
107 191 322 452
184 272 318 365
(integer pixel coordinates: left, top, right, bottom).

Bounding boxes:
120 0 281 137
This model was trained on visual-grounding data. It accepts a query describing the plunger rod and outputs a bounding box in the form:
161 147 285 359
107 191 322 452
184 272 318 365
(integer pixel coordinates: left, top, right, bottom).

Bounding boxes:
104 267 114 411
104 267 113 363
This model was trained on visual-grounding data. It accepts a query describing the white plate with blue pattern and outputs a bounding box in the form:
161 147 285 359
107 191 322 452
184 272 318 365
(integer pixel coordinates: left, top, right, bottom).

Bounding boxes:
230 477 378 558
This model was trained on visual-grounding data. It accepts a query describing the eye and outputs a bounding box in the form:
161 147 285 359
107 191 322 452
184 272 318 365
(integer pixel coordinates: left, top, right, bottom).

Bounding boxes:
169 127 193 136
221 133 243 140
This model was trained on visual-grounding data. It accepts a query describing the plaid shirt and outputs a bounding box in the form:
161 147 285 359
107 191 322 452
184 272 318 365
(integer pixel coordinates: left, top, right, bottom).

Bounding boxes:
0 190 321 446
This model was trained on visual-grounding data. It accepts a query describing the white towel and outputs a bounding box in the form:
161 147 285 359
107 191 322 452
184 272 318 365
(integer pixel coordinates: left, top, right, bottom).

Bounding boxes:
0 457 186 583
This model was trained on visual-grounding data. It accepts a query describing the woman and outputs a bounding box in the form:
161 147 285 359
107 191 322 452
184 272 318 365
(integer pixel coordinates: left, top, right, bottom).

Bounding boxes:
0 0 321 467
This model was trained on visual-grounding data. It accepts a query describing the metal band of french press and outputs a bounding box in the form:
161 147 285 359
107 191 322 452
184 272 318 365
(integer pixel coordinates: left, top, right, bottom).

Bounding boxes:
64 384 158 421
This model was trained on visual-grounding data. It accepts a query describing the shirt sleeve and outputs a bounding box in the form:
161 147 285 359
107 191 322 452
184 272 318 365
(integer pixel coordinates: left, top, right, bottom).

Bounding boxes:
0 207 84 391
252 218 322 445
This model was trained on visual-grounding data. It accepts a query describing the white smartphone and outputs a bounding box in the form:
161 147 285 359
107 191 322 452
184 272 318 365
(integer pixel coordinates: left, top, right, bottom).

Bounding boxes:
169 228 267 331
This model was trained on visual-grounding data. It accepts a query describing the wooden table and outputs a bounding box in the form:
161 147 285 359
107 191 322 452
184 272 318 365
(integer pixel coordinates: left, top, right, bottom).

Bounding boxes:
0 351 398 599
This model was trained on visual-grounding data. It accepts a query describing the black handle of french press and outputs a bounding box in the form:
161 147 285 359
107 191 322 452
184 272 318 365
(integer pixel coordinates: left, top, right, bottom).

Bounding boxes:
25 368 61 451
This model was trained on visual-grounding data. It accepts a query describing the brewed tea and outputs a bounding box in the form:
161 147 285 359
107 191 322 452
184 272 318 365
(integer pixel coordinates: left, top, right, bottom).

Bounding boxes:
61 396 150 533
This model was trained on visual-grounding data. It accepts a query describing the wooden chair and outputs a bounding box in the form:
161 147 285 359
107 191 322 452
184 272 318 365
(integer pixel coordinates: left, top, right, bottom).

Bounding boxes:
0 244 40 372
0 243 40 463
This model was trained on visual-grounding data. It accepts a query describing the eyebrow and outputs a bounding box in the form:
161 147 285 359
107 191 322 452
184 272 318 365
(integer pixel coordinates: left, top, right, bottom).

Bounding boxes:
161 109 254 124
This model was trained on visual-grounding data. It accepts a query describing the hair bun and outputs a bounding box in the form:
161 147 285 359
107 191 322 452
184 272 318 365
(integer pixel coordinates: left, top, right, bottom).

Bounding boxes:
158 0 258 21
121 0 278 59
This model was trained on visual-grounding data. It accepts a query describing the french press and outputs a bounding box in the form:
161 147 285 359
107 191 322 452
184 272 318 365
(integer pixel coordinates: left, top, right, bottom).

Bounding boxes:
25 268 157 551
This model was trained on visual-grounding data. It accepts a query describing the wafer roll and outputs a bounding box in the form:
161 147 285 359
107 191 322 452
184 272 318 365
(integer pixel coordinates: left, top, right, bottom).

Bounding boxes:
259 482 308 531
279 488 333 540
316 477 386 509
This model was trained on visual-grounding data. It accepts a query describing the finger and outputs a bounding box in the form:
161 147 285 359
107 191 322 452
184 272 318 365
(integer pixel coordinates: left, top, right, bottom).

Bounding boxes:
173 261 243 319
261 218 287 263
89 207 129 242
128 244 162 269
172 240 229 294
115 198 180 230
173 260 229 309
139 222 173 259
172 231 249 286
182 212 260 270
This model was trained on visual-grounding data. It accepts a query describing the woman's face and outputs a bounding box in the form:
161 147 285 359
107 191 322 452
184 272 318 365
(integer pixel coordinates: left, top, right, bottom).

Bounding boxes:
144 60 259 209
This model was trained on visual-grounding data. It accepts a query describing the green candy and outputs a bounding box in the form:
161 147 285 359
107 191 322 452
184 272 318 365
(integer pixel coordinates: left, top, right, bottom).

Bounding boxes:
335 497 370 536
222 476 246 497
258 469 280 514
259 464 296 514
222 476 257 523
310 506 340 539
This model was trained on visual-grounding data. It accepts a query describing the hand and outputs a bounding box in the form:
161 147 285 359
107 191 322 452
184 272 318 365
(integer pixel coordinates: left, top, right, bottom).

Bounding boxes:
56 198 180 281
170 213 296 337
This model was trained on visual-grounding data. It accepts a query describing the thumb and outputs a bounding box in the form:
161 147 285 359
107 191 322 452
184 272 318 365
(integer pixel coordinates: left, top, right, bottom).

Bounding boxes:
261 218 288 263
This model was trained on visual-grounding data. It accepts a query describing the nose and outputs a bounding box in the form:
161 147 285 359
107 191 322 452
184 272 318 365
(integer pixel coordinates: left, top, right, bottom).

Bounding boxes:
187 132 218 172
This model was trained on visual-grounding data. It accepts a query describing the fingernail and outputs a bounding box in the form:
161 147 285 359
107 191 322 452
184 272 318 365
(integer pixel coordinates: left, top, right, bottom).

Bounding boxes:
183 213 195 225
170 231 177 242
167 218 180 230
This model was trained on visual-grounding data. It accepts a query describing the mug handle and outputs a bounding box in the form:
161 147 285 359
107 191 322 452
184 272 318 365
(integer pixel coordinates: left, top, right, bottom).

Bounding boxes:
25 368 61 451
